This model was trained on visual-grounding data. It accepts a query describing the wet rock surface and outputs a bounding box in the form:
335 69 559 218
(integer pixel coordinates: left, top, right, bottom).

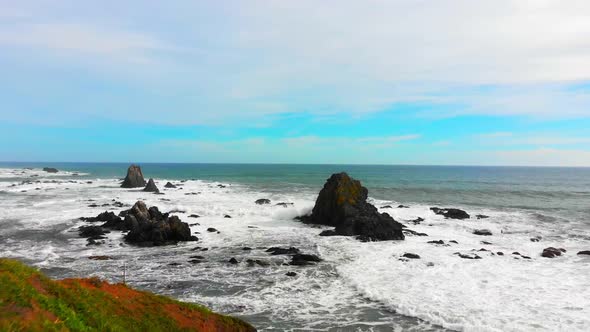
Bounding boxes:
297 172 404 241
121 164 147 188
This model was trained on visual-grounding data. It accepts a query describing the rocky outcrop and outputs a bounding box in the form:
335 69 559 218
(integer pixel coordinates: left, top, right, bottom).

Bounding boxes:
431 207 470 219
42 167 59 173
143 178 160 193
121 201 197 246
297 172 404 241
541 247 566 258
121 164 146 188
255 199 271 205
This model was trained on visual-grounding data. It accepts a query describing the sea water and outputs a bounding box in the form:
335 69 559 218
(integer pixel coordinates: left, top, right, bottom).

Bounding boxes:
0 162 589 331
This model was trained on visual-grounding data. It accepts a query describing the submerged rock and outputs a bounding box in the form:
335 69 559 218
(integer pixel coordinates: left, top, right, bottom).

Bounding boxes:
430 207 470 220
473 229 493 236
275 202 294 207
290 254 322 266
475 214 489 219
255 198 271 205
578 250 590 256
143 178 160 193
541 247 566 258
164 182 177 188
402 253 420 259
121 165 147 188
266 247 300 255
297 172 404 241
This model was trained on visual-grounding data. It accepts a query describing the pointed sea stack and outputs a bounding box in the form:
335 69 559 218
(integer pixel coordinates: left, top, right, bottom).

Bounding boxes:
299 172 404 241
143 178 160 193
121 164 147 188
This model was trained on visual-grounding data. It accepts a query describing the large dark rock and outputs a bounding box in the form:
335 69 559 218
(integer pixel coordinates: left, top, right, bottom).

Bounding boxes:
255 199 271 205
298 172 404 241
143 178 160 193
121 165 147 188
42 167 59 173
577 250 590 256
117 201 197 246
541 247 566 258
431 207 470 220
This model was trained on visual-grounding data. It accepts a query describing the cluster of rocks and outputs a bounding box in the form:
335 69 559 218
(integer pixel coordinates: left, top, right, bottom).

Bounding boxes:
297 172 404 242
80 201 197 246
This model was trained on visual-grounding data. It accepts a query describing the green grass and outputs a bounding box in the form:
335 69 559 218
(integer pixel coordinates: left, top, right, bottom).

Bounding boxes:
0 258 256 332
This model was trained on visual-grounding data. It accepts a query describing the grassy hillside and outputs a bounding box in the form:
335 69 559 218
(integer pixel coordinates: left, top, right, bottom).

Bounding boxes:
0 258 256 332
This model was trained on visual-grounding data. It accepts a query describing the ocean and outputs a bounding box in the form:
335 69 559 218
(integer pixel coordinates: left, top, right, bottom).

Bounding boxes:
0 162 589 331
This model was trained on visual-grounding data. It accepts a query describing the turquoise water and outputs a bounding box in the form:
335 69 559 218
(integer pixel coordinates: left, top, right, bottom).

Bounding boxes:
2 162 590 214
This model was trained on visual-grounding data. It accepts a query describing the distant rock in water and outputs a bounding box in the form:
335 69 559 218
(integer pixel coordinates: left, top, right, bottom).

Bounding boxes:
297 172 404 241
431 207 470 220
577 250 590 256
473 229 493 236
120 201 197 246
121 164 147 188
143 178 160 193
255 198 271 205
164 182 177 188
541 247 566 258
43 167 59 173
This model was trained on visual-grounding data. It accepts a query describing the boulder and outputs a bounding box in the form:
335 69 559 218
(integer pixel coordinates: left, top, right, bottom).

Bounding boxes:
121 165 147 188
255 199 271 205
541 247 566 258
42 167 59 173
143 178 160 193
297 172 404 241
577 250 590 255
430 207 470 220
164 182 177 188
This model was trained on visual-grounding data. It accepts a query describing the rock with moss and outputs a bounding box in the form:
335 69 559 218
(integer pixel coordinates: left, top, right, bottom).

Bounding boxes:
298 172 404 241
121 164 147 188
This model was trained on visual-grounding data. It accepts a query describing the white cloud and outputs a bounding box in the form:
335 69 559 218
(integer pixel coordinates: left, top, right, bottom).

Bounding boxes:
1 0 590 124
492 148 590 167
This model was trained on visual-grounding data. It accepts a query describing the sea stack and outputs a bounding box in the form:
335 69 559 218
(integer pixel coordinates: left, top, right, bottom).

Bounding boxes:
143 178 160 193
299 172 404 241
121 164 147 188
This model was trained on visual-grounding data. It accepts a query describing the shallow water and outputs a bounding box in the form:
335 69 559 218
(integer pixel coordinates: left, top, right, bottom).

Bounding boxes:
0 163 589 331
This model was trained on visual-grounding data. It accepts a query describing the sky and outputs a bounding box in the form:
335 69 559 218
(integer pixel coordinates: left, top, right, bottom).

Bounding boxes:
1 0 590 166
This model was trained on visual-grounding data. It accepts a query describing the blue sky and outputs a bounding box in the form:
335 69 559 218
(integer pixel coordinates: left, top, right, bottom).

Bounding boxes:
1 0 590 165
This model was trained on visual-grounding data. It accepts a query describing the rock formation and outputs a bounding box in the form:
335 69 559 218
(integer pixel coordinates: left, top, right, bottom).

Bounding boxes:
143 178 160 193
121 164 146 188
43 167 59 173
430 207 470 219
298 172 404 241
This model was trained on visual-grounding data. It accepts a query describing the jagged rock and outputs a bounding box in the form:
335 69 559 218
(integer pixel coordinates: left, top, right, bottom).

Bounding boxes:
297 172 404 241
81 211 121 224
255 199 271 205
402 229 428 237
121 165 147 188
473 229 492 236
42 167 59 173
229 258 239 264
430 207 470 220
541 247 566 258
428 240 445 245
111 201 198 246
143 178 159 193
164 182 177 188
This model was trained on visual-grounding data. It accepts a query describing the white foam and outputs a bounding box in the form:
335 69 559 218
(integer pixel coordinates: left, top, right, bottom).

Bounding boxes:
0 168 589 331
